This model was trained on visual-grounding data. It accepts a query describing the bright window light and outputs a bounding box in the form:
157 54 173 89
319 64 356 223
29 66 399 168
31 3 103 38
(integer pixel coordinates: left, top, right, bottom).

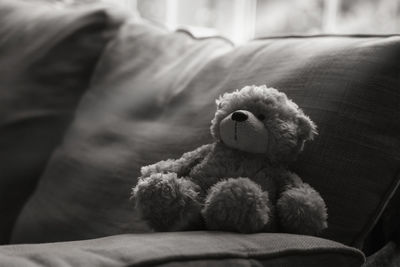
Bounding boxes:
128 0 400 43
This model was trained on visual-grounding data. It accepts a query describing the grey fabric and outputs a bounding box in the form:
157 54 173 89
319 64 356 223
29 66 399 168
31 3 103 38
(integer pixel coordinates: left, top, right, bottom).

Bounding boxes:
364 184 400 255
0 0 124 244
11 22 234 243
0 232 365 267
11 21 400 247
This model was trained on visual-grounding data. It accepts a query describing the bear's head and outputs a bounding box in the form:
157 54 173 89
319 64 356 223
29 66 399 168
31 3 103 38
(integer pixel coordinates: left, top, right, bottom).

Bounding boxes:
210 85 317 163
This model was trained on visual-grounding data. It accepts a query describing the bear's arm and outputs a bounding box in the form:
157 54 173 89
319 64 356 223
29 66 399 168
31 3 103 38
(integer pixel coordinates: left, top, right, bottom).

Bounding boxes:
273 170 305 192
254 168 304 198
257 168 303 187
139 144 214 179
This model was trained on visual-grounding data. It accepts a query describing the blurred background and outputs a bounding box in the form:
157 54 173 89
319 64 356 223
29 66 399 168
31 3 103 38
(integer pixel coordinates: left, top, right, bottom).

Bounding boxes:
111 0 400 43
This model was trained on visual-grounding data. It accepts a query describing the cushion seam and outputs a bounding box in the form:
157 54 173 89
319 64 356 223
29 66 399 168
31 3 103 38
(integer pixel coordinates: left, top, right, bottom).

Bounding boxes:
174 31 400 45
126 246 365 267
175 29 235 46
254 33 400 40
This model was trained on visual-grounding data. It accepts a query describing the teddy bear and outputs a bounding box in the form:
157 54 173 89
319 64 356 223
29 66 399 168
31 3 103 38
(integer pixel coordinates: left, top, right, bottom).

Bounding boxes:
131 85 328 235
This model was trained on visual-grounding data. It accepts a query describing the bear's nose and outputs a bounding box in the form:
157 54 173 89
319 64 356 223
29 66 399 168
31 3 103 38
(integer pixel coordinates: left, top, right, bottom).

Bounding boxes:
231 111 248 122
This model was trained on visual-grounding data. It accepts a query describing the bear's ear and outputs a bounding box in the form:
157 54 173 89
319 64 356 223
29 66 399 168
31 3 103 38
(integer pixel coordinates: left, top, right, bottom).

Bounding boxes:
297 114 318 141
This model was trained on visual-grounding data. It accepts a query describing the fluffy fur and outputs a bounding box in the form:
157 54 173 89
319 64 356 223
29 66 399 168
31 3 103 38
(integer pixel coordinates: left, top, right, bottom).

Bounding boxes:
131 85 327 235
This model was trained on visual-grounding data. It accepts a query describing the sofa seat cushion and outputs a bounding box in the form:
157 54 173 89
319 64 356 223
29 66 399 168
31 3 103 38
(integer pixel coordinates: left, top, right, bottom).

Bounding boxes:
11 20 400 247
1 232 364 267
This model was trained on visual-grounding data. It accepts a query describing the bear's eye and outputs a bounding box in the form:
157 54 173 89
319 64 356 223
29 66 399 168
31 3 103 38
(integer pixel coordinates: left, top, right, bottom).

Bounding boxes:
257 114 266 121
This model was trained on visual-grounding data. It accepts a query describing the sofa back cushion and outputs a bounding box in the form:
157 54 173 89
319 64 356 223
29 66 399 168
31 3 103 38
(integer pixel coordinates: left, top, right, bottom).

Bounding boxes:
11 21 400 248
0 0 123 243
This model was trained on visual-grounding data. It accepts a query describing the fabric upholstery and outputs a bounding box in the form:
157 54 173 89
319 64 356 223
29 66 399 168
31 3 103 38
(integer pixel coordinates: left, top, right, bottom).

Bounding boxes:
11 21 400 248
364 183 400 255
1 232 365 267
0 0 123 243
363 242 400 267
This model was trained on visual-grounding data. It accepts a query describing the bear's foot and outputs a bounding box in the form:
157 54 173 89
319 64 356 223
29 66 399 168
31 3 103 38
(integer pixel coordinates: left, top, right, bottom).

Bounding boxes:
132 172 202 231
202 178 271 233
277 183 328 236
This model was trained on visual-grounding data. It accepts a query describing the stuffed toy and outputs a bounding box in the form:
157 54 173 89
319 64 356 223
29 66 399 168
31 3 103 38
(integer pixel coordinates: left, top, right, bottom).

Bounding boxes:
131 85 328 235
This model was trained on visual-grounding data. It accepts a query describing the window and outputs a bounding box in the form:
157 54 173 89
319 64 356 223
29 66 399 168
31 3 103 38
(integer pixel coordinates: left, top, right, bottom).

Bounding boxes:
128 0 400 43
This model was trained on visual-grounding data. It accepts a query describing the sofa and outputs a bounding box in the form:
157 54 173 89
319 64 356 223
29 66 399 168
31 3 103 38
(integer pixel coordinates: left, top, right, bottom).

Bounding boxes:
0 1 399 266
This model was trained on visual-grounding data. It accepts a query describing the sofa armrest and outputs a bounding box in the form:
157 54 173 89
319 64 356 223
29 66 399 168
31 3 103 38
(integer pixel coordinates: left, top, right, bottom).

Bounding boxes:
364 242 400 267
0 232 364 267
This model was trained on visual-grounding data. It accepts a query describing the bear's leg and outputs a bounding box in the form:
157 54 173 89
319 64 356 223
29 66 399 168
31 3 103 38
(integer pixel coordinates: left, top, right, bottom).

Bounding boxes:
202 178 271 233
277 183 328 236
132 172 202 231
